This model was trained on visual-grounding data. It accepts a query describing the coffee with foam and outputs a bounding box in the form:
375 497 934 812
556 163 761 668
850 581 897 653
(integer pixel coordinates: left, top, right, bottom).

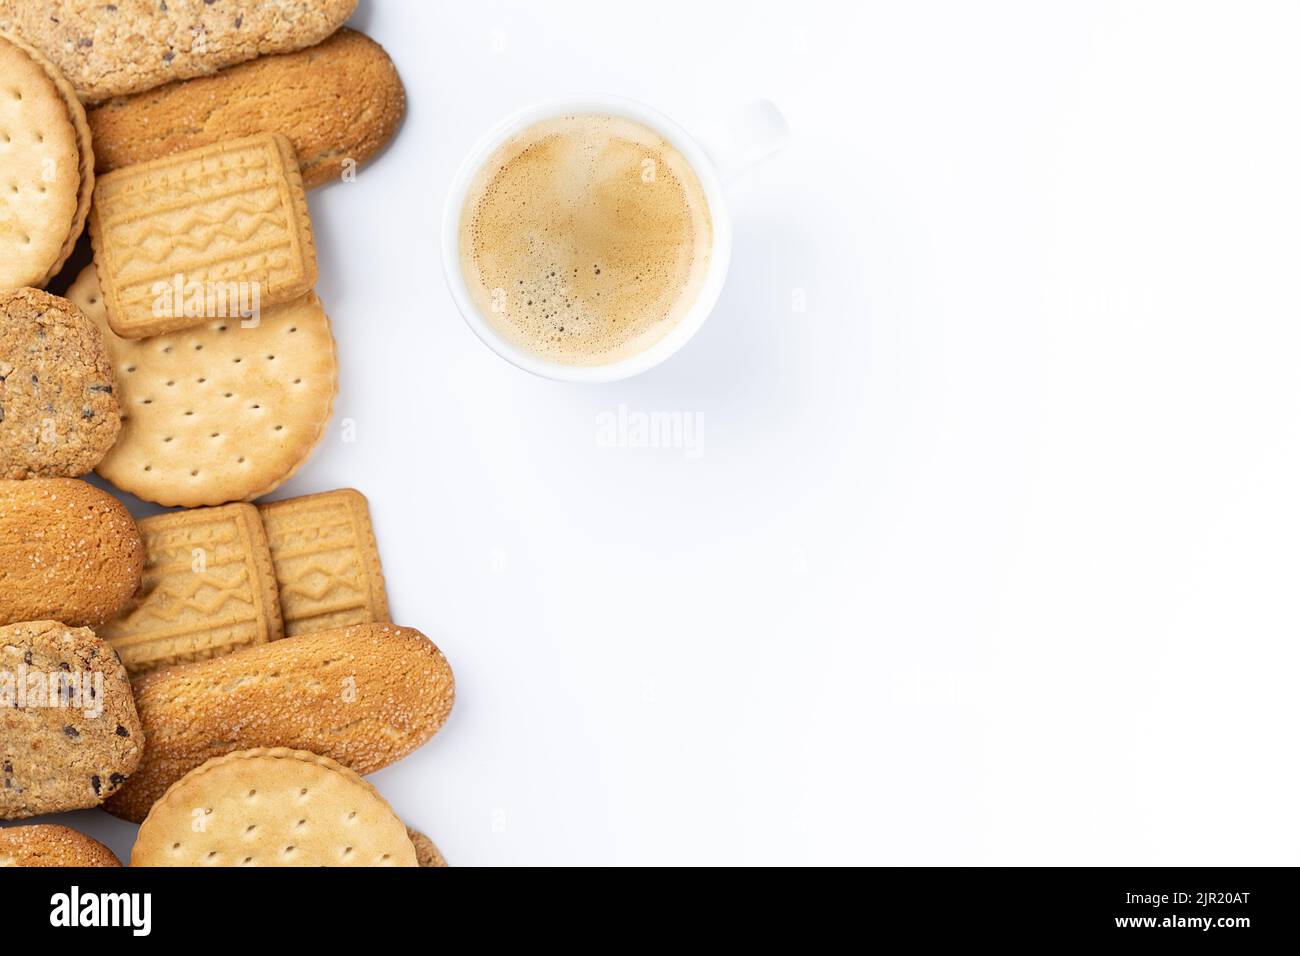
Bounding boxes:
458 113 713 367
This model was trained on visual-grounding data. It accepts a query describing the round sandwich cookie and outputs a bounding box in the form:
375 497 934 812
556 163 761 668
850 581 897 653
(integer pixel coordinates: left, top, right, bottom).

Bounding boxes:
132 748 418 868
0 287 119 479
0 28 94 284
68 265 338 508
0 33 82 291
0 824 122 867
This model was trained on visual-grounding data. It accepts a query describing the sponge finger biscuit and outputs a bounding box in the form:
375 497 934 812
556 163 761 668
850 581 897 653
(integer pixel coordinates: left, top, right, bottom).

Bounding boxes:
0 825 122 867
0 478 144 628
10 1 359 104
88 29 405 189
106 623 455 823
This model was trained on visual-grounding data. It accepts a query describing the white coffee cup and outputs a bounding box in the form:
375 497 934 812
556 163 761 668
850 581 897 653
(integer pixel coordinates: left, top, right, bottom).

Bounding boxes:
440 95 789 383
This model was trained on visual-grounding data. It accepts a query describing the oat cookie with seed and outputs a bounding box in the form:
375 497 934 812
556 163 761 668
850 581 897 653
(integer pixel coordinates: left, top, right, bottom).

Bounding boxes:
0 288 119 479
0 620 143 820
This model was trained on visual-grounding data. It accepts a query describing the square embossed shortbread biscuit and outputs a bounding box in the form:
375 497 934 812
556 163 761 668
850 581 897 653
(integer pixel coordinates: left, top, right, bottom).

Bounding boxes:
67 264 337 508
89 132 318 339
0 34 82 291
258 489 391 637
98 503 284 676
132 748 417 868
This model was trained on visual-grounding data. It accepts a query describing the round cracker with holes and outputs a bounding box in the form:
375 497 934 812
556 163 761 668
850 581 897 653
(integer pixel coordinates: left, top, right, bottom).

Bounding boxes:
131 747 417 868
1 30 95 285
67 265 337 508
0 33 81 290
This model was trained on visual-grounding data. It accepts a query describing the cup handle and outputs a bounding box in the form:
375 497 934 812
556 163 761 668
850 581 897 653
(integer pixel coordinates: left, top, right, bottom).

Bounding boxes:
694 99 791 184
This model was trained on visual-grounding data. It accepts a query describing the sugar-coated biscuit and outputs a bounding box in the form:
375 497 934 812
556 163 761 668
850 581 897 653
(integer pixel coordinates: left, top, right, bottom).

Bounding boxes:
0 288 119 479
0 621 143 819
0 34 82 291
407 827 450 868
89 132 319 339
132 747 417 867
88 29 406 189
107 624 455 823
98 504 284 676
259 489 390 637
9 1 358 104
0 824 122 867
68 265 338 508
0 478 144 628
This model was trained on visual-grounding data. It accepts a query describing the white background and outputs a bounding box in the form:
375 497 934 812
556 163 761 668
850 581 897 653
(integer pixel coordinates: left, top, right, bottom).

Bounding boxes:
45 0 1300 865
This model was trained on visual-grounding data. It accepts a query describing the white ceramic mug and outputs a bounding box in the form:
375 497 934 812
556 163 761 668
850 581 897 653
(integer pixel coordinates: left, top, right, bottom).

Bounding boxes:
440 95 789 383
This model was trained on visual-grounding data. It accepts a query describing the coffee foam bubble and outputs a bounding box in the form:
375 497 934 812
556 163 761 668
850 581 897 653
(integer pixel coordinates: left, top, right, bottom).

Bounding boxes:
458 114 713 366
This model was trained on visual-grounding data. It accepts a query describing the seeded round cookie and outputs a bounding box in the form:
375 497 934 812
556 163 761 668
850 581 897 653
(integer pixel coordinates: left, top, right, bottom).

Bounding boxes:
0 478 144 628
0 34 81 290
0 621 143 820
132 748 418 867
68 265 338 508
0 288 119 479
0 824 122 867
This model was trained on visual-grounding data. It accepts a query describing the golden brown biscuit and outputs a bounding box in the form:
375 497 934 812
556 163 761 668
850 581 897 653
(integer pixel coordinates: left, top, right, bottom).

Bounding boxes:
67 265 338 508
0 29 96 285
98 504 284 676
0 288 119 479
89 132 319 339
88 29 405 189
0 621 143 819
0 478 144 628
132 748 417 867
407 827 450 868
9 1 359 104
0 824 122 867
107 624 455 823
0 34 81 290
259 489 390 636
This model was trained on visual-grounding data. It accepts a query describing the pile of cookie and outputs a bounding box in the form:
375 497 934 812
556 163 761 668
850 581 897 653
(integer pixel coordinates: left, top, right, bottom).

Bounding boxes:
0 3 452 868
